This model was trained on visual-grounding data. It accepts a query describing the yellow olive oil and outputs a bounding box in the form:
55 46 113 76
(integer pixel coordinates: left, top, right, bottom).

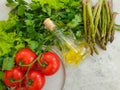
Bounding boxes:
62 42 90 65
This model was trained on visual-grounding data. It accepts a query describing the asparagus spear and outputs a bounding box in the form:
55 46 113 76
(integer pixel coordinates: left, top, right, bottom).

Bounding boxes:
94 0 103 29
115 27 120 31
82 0 87 40
104 0 110 28
100 0 107 50
93 2 99 19
86 0 99 54
108 0 113 19
86 0 95 43
109 12 118 42
115 24 120 31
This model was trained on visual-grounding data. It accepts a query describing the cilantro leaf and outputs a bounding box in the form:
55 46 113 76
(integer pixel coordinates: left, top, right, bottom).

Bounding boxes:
0 71 4 80
2 57 14 70
7 0 14 3
18 5 26 16
67 14 82 28
29 2 41 10
16 0 28 5
0 58 3 69
0 81 4 90
28 40 39 50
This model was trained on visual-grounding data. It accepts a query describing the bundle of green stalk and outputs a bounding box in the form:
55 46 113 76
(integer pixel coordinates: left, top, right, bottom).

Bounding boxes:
82 0 118 55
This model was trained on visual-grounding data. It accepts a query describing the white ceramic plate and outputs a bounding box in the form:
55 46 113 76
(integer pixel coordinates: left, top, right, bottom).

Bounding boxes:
0 1 66 90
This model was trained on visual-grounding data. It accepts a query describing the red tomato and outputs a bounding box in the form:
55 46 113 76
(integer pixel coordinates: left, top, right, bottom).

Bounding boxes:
37 51 60 76
15 48 37 71
25 70 45 90
3 67 24 87
16 87 26 90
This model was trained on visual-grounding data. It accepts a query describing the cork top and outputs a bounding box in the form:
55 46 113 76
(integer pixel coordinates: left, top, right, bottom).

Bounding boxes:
43 18 56 31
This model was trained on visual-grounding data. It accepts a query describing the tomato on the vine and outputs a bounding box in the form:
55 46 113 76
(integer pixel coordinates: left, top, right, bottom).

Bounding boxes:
36 51 60 76
16 87 26 90
3 67 24 87
25 70 45 90
15 48 37 71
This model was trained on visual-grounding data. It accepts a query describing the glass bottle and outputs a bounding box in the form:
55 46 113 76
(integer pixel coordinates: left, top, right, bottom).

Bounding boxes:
43 18 90 66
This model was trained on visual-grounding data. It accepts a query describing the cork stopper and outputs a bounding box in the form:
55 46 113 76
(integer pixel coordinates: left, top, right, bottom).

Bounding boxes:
43 18 56 31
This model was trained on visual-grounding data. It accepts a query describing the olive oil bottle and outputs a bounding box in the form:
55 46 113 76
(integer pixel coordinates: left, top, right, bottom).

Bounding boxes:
43 18 90 65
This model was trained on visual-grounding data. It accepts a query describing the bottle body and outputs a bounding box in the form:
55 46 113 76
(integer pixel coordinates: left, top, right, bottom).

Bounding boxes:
53 29 90 65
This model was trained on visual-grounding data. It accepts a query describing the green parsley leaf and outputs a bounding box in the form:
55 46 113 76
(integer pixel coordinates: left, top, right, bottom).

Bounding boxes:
2 57 14 70
28 40 39 50
0 57 4 69
16 0 28 5
18 5 26 16
0 81 4 90
0 71 4 80
67 14 82 28
29 2 41 10
7 0 14 3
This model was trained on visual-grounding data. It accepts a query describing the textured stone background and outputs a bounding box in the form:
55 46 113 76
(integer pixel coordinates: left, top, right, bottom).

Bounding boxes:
0 0 120 90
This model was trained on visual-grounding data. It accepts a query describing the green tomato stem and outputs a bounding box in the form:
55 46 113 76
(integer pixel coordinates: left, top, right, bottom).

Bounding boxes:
11 53 42 85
